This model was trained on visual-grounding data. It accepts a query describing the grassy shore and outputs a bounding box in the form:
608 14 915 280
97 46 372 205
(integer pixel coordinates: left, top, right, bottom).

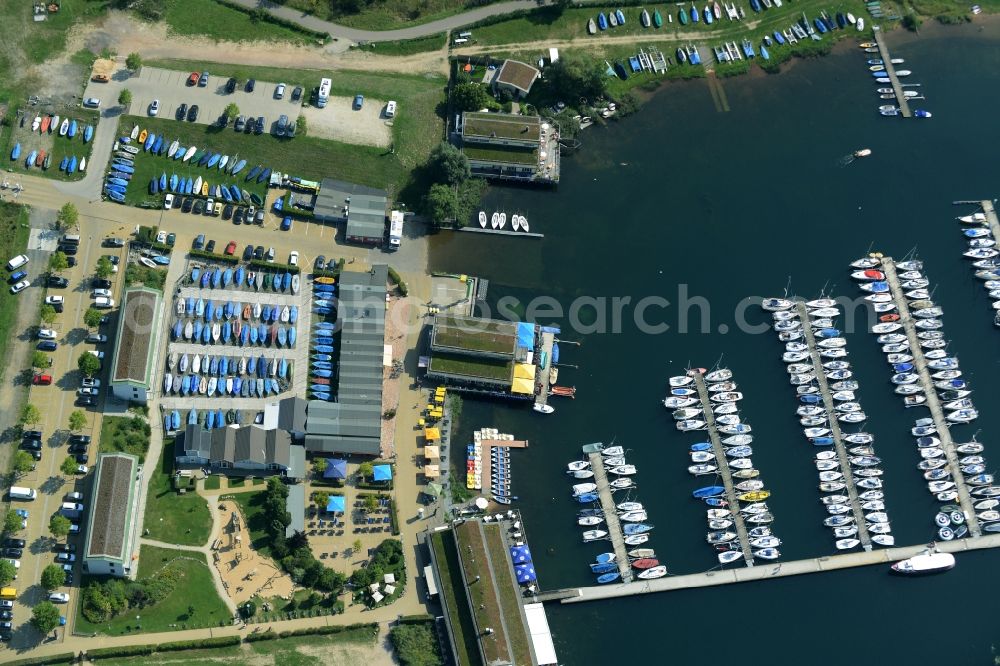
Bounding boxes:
285 0 472 30
164 0 315 44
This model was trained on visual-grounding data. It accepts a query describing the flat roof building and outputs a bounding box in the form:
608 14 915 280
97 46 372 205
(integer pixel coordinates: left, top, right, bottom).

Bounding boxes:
175 424 304 480
313 179 387 246
426 315 539 396
82 453 142 578
110 287 163 403
492 59 541 98
460 112 560 185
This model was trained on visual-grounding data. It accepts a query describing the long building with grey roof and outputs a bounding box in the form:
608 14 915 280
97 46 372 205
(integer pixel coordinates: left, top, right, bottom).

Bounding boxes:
175 424 304 480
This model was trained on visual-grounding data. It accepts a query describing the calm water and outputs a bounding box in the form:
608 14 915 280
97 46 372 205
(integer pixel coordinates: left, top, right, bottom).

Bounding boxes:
430 22 1000 665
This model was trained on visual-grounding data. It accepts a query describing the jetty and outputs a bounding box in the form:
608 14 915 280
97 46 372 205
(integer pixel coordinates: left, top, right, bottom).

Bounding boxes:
794 302 873 551
980 199 1000 240
872 26 912 118
547 534 1000 604
880 259 981 536
692 373 754 567
586 451 633 582
458 226 544 239
535 330 556 410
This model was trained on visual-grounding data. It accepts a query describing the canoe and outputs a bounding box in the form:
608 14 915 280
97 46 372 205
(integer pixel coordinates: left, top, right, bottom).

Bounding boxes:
207 153 221 168
152 135 163 153
229 185 242 202
171 174 181 192
44 153 53 169
149 177 159 194
68 156 78 173
59 118 69 136
201 181 209 196
173 145 185 160
40 116 51 133
193 176 203 195
130 124 139 140
247 165 262 181
34 150 45 167
167 139 180 157
219 155 229 170
10 143 20 160
199 152 213 166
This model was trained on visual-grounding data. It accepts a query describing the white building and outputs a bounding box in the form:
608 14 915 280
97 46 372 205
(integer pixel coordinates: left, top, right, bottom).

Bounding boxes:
82 453 142 577
109 287 163 403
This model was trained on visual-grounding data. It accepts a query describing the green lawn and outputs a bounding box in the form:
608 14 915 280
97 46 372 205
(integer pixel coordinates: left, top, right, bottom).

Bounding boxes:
203 475 221 490
430 531 482 666
75 545 230 636
143 440 213 547
2 108 100 183
144 60 446 191
350 32 447 56
428 354 512 381
99 415 151 463
98 628 377 665
229 490 272 557
164 0 314 44
0 204 30 383
285 0 468 30
455 522 508 665
482 524 530 666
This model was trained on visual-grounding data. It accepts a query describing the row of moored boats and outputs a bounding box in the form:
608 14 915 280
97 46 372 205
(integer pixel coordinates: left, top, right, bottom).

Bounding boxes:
468 428 518 505
569 446 666 582
309 275 339 401
862 43 932 119
667 368 781 563
477 211 530 232
955 208 1000 328
762 295 893 549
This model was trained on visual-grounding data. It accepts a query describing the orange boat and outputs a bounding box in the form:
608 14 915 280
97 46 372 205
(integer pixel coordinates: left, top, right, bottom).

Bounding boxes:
34 150 46 167
879 314 900 323
40 115 51 133
631 558 660 569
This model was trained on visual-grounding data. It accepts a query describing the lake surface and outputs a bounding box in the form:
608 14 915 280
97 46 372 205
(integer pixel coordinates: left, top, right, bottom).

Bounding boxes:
430 21 1000 665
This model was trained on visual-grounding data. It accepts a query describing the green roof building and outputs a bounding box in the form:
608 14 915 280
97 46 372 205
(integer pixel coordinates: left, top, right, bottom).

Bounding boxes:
110 287 163 403
82 453 142 578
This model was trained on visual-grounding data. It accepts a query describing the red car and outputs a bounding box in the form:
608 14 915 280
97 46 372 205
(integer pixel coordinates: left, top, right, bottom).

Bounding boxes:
32 374 52 385
187 72 200 86
224 241 237 256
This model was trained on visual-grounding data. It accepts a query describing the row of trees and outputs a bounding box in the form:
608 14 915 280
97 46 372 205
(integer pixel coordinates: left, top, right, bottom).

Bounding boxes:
17 405 87 431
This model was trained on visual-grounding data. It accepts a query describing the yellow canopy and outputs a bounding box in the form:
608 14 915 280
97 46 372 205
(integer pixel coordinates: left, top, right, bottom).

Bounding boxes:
511 377 534 395
424 445 440 460
513 363 536 380
424 427 441 441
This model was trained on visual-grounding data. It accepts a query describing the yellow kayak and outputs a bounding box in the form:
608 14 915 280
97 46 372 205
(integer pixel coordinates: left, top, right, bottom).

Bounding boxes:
138 129 148 143
201 181 209 196
738 490 770 502
315 276 336 285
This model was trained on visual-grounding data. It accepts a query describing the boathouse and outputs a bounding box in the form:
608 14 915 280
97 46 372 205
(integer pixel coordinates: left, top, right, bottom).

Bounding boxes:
459 111 560 185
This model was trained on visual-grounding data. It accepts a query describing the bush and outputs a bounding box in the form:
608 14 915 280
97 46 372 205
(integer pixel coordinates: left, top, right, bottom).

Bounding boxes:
248 259 300 274
157 636 241 652
86 645 155 659
5 653 76 666
189 249 239 264
244 629 279 642
390 621 442 666
387 266 408 296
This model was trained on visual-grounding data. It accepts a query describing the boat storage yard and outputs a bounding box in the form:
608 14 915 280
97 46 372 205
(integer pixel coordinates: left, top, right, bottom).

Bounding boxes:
531 247 1000 606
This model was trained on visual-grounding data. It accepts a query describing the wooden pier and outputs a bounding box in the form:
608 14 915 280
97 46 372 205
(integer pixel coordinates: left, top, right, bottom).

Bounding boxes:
872 27 912 118
794 302 874 551
692 373 754 567
535 331 556 409
880 259 981 537
547 534 1000 604
980 200 1000 240
587 452 633 582
458 226 544 239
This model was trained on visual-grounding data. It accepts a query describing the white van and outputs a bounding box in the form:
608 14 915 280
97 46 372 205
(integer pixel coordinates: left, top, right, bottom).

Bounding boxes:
93 297 115 309
61 234 81 246
6 255 28 271
385 101 397 118
9 487 36 501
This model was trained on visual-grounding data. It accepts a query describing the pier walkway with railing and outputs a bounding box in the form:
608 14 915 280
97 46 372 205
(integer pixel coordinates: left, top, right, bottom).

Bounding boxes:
873 27 912 118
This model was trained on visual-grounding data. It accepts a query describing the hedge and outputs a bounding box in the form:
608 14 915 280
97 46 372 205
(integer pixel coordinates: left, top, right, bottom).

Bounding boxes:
244 629 280 643
87 645 155 659
5 654 76 666
387 265 408 296
157 636 241 652
389 497 400 536
356 481 394 491
399 613 434 624
248 259 301 274
190 249 239 264
278 622 377 638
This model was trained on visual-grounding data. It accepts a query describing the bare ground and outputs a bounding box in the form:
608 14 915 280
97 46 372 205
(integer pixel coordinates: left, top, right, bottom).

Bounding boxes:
302 95 392 148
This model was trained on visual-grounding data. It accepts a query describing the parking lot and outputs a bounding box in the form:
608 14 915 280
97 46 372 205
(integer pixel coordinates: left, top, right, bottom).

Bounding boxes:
302 96 392 148
84 67 304 134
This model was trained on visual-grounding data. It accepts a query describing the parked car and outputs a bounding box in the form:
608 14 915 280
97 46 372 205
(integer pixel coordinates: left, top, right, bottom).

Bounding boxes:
4 539 25 549
77 388 98 397
45 295 64 307
281 216 292 231
385 100 397 117
76 396 95 407
49 593 70 603
205 240 216 253
36 340 56 351
276 114 288 136
198 71 209 87
325 258 338 271
19 439 40 451
225 77 237 94
148 99 159 116
93 297 114 309
187 104 199 122
187 72 199 86
104 255 120 266
182 198 194 213
10 280 29 294
163 193 175 210
274 82 286 99
176 103 188 121
69 434 92 444
222 204 234 221
8 270 26 283
242 245 253 261
291 85 303 102
92 278 112 289
54 543 76 553
68 443 87 454
254 210 265 225
253 246 265 260
234 115 246 132
103 237 125 248
266 247 275 262
245 79 255 92
353 94 364 110
23 431 42 441
32 374 52 385
82 97 100 109
57 243 77 255
193 234 205 250
75 465 88 475
314 254 326 271
75 453 88 464
233 208 245 225
37 329 57 340
193 199 205 215
224 241 237 256
255 116 265 135
91 289 112 299
86 350 105 360
167 233 176 246
47 275 68 288
289 251 299 266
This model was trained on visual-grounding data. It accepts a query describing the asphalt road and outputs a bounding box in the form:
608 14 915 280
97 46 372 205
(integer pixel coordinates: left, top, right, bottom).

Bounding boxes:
226 0 546 42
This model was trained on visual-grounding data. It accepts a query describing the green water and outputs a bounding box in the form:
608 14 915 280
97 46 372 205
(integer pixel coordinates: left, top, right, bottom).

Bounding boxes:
430 21 1000 665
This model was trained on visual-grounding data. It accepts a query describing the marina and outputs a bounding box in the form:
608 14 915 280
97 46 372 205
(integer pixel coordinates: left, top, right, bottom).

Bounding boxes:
871 27 913 118
876 258 982 537
687 371 756 566
581 446 634 583
466 427 528 504
953 199 1000 327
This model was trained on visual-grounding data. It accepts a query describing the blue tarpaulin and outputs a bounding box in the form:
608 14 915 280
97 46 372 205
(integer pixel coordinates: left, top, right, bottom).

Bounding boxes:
325 495 346 512
373 464 393 481
516 322 536 351
509 546 532 564
552 343 560 364
514 564 537 583
323 459 348 479
539 325 561 335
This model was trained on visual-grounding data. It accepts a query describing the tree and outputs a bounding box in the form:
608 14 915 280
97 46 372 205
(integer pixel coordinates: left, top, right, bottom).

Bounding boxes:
317 568 345 593
41 564 66 591
78 352 101 377
451 82 492 113
314 491 330 511
0 560 16 587
13 451 34 475
352 538 363 554
363 495 379 513
68 410 87 432
96 256 114 279
84 307 104 329
31 350 50 369
239 600 256 619
543 54 607 102
3 510 21 534
32 602 61 635
224 102 239 120
49 251 69 273
428 142 470 186
118 88 132 106
125 52 142 71
61 456 79 476
56 203 78 230
40 304 57 324
357 462 374 480
50 515 71 538
187 604 196 618
19 403 40 427
311 457 327 476
424 184 458 226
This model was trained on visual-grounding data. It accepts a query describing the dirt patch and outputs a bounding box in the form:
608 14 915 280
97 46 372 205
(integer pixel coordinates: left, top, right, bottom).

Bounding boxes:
294 636 396 666
302 95 391 148
213 500 295 606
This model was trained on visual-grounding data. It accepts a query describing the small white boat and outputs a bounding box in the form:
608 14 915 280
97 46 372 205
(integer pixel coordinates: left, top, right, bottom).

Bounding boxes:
511 214 521 232
498 212 507 229
478 211 487 227
533 403 554 414
520 215 530 232
490 212 499 229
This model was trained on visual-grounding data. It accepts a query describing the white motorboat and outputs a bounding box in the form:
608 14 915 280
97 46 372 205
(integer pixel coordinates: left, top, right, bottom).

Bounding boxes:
567 461 590 472
572 483 597 495
490 212 499 229
582 530 608 542
836 538 861 550
718 550 742 564
891 550 955 575
762 298 793 311
478 211 487 227
578 516 604 526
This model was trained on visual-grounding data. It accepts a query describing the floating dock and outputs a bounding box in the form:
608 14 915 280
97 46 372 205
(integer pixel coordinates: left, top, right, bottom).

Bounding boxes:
535 330 556 410
548 535 1000 603
692 373 754 567
872 27 912 118
980 199 1000 241
880 259 981 537
794 302 874 551
458 226 544 239
587 451 633 582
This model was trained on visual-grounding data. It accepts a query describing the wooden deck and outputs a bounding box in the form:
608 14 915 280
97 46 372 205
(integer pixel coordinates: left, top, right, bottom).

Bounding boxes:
872 27 912 118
